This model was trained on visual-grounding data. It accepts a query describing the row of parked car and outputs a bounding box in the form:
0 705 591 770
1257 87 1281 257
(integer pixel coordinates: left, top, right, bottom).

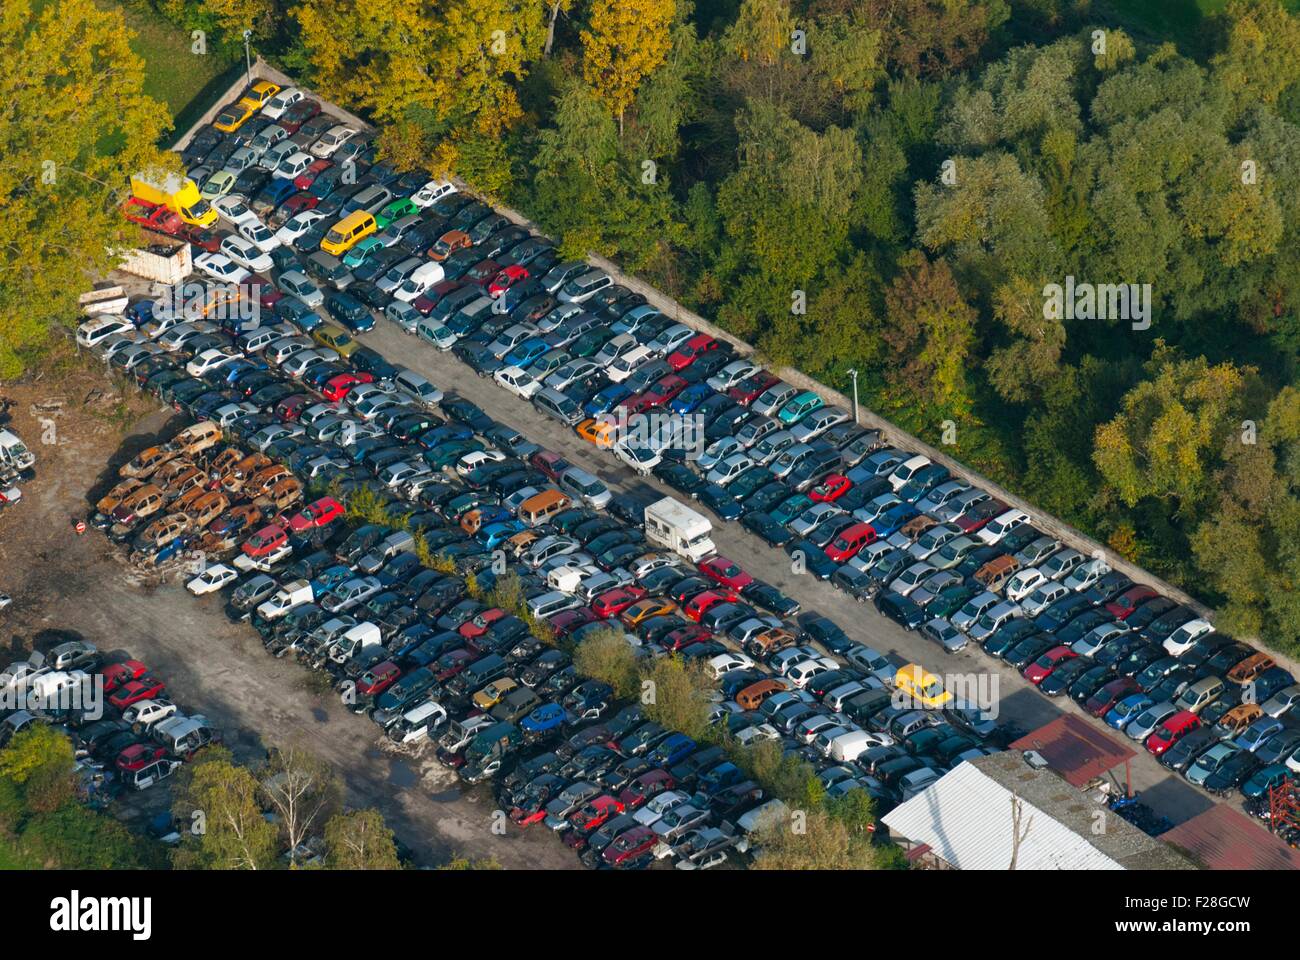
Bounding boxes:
113 81 1297 841
0 640 221 797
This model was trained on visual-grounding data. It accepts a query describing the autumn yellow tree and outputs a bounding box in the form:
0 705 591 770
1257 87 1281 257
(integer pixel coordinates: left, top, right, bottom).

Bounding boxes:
581 0 676 133
0 0 171 379
293 0 545 138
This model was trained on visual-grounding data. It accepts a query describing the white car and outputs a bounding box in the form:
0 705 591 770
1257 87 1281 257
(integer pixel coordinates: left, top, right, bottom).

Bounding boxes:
186 563 238 595
411 179 457 207
1019 579 1069 617
310 124 359 158
76 316 134 348
785 656 837 689
1162 618 1215 657
275 209 326 246
186 348 238 377
194 251 250 284
633 789 690 828
455 450 507 476
212 195 261 228
1004 567 1047 603
121 698 179 729
706 359 759 393
613 439 660 475
706 452 753 486
260 86 304 120
696 437 743 473
707 652 755 679
1063 557 1108 592
219 235 272 272
494 366 540 399
238 219 282 253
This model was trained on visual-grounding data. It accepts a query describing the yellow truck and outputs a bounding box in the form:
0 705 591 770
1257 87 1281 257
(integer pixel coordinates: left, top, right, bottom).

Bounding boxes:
129 172 218 228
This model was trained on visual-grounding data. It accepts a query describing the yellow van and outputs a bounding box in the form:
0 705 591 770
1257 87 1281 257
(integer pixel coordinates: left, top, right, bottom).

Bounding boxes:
894 663 952 709
321 211 377 257
519 489 571 527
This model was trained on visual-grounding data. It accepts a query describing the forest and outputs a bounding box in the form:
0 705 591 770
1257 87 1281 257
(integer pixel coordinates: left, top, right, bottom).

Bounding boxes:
8 0 1300 654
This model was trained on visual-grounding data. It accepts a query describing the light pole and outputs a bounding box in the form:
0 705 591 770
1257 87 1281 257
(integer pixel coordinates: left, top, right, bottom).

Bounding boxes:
242 29 253 86
846 368 860 424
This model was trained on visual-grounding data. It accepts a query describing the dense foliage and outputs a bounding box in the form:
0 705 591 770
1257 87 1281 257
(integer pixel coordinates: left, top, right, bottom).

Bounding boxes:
14 0 1300 656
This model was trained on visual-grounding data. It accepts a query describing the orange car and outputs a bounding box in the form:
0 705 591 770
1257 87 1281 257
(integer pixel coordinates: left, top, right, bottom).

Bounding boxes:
576 417 617 449
736 678 788 711
428 229 471 261
1226 652 1274 685
620 597 677 628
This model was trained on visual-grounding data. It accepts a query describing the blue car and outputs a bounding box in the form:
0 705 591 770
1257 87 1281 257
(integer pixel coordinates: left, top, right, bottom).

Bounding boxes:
650 733 696 767
874 503 920 538
478 519 527 548
504 336 549 369
310 564 354 595
668 382 713 415
698 483 742 521
1104 693 1153 731
584 383 633 417
521 702 568 739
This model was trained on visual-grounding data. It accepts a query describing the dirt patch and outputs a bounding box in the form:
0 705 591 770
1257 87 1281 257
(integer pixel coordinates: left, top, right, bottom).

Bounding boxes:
0 370 576 869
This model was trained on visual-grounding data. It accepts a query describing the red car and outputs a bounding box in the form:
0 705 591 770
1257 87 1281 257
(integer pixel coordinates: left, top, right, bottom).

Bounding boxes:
824 521 877 562
727 370 780 406
116 742 167 773
356 661 401 698
684 588 733 623
180 224 223 253
661 625 711 652
275 394 311 421
602 825 659 867
487 265 529 298
665 333 718 371
623 375 688 415
288 496 344 532
618 769 675 810
294 158 332 190
123 197 184 235
1022 644 1076 684
459 608 508 639
100 660 149 694
465 259 502 288
1105 586 1159 620
1145 710 1200 755
279 191 320 218
699 556 753 591
529 450 573 482
590 586 647 620
955 498 1008 534
277 98 322 134
322 371 373 403
242 523 288 558
809 473 851 503
1085 677 1141 718
551 608 597 638
563 795 625 848
109 677 167 711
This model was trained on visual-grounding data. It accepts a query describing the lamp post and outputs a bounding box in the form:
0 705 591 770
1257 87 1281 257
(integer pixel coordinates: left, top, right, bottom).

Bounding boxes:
846 368 860 424
243 29 253 86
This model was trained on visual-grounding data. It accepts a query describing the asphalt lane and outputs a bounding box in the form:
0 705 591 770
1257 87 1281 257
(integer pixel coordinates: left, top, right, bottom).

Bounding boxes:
359 318 1219 828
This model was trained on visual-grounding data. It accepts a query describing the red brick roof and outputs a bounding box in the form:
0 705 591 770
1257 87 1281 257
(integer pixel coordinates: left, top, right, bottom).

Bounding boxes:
1162 805 1300 871
1009 714 1136 788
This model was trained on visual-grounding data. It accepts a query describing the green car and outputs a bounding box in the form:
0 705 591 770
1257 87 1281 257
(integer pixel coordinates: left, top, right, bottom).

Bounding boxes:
375 196 418 229
425 439 484 471
343 235 386 268
777 390 824 425
926 584 981 619
769 493 812 527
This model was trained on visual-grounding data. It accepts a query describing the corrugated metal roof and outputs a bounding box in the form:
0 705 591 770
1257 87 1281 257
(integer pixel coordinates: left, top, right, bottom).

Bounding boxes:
882 760 1126 870
1009 714 1135 788
1162 804 1300 871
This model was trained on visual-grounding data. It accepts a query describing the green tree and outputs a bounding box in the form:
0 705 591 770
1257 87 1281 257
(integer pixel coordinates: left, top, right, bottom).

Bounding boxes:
324 809 402 869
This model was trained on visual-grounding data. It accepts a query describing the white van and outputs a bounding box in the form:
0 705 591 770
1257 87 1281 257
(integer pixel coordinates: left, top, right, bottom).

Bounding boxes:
394 261 446 303
328 622 383 663
606 345 652 383
393 369 444 408
256 579 313 620
387 699 448 743
547 562 601 594
827 729 881 763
